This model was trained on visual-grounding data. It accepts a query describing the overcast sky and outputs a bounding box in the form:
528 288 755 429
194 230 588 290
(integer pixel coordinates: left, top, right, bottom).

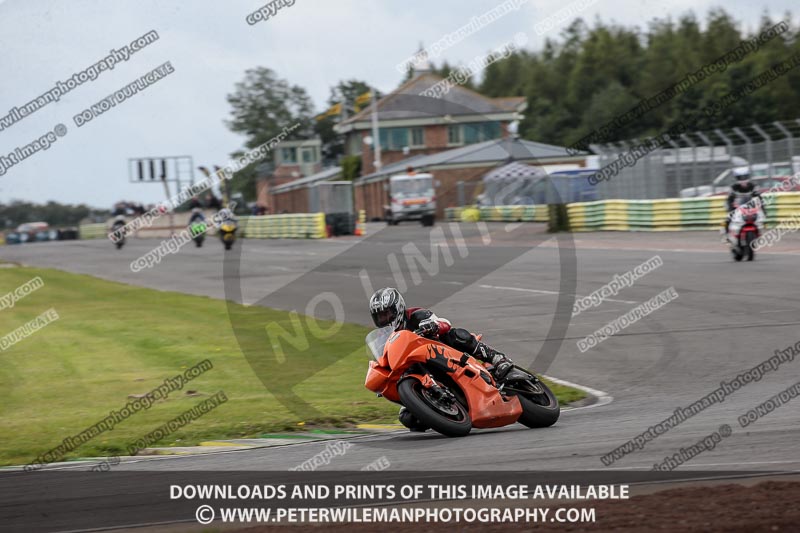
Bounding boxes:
0 0 795 208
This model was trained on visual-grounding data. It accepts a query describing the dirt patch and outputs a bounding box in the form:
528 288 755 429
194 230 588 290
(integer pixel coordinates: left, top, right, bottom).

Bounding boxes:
231 480 799 533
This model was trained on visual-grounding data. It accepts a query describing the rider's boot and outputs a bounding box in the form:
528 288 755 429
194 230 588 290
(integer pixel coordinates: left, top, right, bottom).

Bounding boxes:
473 342 514 381
398 407 428 432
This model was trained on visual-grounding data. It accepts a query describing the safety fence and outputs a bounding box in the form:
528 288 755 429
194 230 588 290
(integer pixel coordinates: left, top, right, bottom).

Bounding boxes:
567 192 800 231
445 205 549 223
591 119 800 201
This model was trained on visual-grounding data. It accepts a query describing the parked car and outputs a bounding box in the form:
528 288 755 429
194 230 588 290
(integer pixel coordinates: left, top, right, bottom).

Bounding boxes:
58 227 79 240
3 232 22 245
708 175 800 197
33 229 62 242
16 222 50 241
680 159 800 198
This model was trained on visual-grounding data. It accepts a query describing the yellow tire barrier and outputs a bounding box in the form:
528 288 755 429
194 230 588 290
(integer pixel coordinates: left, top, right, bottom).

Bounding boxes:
356 210 367 236
460 207 481 222
445 205 548 223
568 193 800 231
239 213 326 239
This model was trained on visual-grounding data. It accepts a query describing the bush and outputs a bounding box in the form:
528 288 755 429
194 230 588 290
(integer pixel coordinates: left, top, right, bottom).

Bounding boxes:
341 156 361 181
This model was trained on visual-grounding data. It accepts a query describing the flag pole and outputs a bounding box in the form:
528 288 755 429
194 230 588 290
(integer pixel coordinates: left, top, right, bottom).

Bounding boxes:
370 88 382 171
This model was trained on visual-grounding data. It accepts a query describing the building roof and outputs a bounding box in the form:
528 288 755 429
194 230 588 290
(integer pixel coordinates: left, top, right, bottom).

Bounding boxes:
276 138 322 148
490 97 527 112
366 154 428 177
356 137 585 184
271 166 342 193
483 161 547 181
336 74 526 132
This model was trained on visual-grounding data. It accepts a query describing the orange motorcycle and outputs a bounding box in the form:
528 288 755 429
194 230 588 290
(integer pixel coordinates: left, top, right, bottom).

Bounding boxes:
365 326 560 437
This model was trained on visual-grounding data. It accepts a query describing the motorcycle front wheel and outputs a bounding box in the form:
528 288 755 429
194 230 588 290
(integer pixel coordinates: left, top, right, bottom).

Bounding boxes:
397 378 471 437
506 378 560 428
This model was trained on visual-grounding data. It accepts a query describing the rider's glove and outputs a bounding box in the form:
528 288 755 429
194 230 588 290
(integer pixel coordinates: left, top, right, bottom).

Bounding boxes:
416 319 439 337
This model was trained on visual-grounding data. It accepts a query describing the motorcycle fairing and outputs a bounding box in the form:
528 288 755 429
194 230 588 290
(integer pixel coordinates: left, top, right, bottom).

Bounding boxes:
365 330 522 428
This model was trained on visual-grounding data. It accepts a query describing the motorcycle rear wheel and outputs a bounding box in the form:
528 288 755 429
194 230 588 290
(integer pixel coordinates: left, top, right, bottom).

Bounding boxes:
745 232 755 261
397 378 471 437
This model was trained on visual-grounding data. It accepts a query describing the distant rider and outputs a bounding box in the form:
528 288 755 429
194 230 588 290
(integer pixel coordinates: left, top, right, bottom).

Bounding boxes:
189 207 206 224
111 215 126 239
725 169 766 242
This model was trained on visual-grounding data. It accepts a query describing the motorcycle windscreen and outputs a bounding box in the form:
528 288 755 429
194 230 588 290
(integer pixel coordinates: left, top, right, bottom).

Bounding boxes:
365 326 394 361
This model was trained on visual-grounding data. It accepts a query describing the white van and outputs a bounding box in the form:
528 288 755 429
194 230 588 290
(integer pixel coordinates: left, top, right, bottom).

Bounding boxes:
386 173 436 226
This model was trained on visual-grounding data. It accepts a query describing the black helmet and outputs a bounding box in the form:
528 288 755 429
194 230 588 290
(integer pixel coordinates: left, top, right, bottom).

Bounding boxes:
369 287 406 329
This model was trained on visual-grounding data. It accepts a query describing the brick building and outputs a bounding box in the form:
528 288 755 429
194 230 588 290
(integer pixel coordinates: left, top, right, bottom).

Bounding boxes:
335 72 527 176
354 137 587 220
269 166 342 213
257 72 586 218
255 138 323 212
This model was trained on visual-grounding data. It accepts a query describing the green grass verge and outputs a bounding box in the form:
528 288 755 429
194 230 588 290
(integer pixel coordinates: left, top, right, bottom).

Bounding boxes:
0 266 584 466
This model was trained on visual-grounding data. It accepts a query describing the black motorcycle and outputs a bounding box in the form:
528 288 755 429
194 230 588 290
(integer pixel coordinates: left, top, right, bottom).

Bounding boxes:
111 220 126 250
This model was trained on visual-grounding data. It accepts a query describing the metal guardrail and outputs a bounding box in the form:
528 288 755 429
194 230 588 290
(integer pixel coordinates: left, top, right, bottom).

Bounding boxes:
591 119 800 200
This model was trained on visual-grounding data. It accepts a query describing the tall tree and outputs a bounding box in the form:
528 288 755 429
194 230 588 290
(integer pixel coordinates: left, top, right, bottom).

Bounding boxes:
0 201 99 229
226 67 314 148
225 68 315 199
469 9 799 147
315 80 380 164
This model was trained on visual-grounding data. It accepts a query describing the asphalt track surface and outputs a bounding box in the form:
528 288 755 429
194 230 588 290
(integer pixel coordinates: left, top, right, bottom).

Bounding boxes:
4 222 800 530
2 223 800 474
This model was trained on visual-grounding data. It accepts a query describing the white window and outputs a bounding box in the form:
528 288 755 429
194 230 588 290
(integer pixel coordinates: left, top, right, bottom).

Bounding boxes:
448 125 463 145
411 127 425 147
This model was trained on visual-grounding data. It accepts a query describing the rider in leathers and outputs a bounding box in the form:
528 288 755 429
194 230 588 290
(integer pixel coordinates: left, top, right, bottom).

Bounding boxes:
369 287 514 431
725 170 766 243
